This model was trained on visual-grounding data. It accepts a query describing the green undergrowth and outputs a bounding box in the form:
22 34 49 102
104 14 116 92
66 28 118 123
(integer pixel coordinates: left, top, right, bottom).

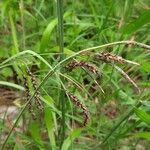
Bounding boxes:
0 0 150 149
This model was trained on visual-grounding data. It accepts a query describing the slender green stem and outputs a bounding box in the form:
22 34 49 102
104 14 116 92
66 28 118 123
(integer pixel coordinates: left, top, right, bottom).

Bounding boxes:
57 0 64 57
1 40 149 150
56 0 66 148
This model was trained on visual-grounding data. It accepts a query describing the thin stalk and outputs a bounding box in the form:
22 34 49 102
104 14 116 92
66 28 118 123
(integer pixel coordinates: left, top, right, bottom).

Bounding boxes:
1 40 149 150
57 0 64 57
56 0 66 148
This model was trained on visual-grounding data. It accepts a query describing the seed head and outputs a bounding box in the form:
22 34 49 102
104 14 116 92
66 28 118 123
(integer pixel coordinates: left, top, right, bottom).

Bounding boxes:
67 92 89 127
95 52 125 63
67 60 98 74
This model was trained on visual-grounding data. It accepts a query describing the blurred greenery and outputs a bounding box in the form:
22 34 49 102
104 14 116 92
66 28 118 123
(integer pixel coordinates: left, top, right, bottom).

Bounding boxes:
0 0 150 149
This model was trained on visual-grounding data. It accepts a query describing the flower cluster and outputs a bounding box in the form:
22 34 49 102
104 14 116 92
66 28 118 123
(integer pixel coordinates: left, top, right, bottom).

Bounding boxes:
23 69 43 120
27 69 43 112
95 52 125 63
67 60 98 74
23 76 36 120
67 92 89 126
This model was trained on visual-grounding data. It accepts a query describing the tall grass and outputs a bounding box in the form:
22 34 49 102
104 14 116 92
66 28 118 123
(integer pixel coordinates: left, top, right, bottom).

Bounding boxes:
0 0 150 149
56 0 66 148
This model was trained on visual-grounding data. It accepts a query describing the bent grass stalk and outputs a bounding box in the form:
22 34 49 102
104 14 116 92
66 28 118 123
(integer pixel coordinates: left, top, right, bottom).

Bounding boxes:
1 40 150 150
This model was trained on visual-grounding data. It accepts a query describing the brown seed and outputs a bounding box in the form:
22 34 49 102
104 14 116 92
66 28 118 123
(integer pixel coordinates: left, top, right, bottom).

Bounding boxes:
68 92 89 126
23 76 36 120
95 52 125 63
67 60 98 74
27 69 44 112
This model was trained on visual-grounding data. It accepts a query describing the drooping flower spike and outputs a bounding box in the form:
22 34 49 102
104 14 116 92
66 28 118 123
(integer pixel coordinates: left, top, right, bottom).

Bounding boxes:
67 60 99 75
67 92 89 127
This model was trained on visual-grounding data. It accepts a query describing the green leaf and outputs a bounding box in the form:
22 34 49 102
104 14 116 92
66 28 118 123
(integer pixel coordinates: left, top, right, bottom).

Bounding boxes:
141 61 150 72
49 46 75 56
40 18 57 51
14 143 26 150
121 10 150 34
29 121 44 148
61 128 82 150
0 67 13 77
41 96 60 116
0 81 24 91
0 50 52 69
134 107 150 125
40 11 71 51
44 105 56 150
134 132 150 139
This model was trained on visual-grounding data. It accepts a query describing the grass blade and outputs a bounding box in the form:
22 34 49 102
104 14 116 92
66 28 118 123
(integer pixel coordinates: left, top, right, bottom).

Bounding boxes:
134 107 150 125
1 40 149 149
133 132 150 139
0 81 24 91
44 107 56 150
61 128 82 150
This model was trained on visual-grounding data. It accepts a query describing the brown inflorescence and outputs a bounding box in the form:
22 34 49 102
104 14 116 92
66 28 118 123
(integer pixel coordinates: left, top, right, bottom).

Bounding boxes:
27 69 44 113
23 76 36 120
67 60 98 74
95 52 125 63
67 92 89 127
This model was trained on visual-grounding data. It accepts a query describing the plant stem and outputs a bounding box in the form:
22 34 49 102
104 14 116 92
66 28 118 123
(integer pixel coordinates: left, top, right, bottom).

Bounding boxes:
1 40 149 150
57 0 64 56
56 0 66 148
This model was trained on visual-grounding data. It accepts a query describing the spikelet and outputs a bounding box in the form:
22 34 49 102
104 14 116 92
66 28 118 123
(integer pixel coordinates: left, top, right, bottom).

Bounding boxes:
27 69 44 112
67 92 89 127
67 60 98 74
95 52 125 63
23 76 36 120
113 65 140 93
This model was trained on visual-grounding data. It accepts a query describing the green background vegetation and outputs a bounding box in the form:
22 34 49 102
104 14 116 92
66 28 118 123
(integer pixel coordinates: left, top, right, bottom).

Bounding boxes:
0 0 150 149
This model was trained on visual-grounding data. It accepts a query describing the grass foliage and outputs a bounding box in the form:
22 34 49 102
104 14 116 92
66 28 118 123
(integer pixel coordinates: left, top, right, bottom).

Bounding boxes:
0 0 150 149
